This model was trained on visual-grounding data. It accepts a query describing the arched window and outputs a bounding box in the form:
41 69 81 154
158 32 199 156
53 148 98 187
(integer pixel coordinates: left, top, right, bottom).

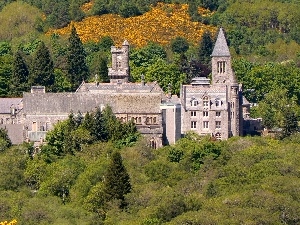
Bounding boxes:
150 138 157 149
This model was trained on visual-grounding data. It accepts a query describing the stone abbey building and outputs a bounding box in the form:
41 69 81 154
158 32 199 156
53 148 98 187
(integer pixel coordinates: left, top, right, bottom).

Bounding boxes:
0 28 260 147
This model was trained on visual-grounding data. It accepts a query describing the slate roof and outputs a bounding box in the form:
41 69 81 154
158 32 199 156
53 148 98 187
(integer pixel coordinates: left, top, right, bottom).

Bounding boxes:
79 82 163 92
0 98 23 114
211 28 231 57
0 124 23 144
23 92 162 115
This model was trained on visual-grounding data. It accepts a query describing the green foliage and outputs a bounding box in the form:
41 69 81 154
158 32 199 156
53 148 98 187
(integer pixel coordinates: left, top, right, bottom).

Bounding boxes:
44 106 139 156
170 36 189 54
67 25 89 90
198 31 213 65
1 131 300 224
233 58 300 103
29 41 55 91
0 146 27 191
0 54 13 97
9 50 30 96
39 156 85 201
0 2 43 42
104 151 131 207
217 0 300 56
254 88 299 133
167 147 184 163
0 128 12 151
144 58 186 95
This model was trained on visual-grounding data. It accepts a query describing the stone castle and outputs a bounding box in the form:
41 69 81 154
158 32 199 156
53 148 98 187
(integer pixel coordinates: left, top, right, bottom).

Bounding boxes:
0 28 260 147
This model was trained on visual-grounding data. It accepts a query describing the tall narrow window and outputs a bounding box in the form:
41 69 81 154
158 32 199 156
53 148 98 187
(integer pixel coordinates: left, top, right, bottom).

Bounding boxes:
191 121 197 129
216 121 221 129
203 111 209 117
217 61 226 73
32 122 37 132
191 111 197 117
150 138 157 149
216 111 221 117
203 121 209 129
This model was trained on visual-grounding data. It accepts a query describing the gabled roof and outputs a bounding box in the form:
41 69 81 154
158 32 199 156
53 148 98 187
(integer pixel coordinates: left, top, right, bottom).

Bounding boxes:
211 28 231 57
0 98 22 114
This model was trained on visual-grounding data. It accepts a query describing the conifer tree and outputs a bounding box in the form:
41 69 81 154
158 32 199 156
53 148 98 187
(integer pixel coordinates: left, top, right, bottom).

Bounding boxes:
199 31 213 66
91 107 108 141
98 57 109 83
104 151 131 207
29 41 55 90
10 50 29 96
67 25 89 90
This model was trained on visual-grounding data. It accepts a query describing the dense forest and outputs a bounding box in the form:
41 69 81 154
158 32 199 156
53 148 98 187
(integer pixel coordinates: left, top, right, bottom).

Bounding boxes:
0 0 300 224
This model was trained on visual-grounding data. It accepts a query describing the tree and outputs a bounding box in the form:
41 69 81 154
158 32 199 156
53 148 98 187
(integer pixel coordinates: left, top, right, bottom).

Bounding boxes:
281 109 299 138
103 151 131 207
69 0 85 22
98 57 109 83
0 127 11 152
0 54 12 97
255 88 299 132
67 25 89 90
199 31 213 66
43 0 71 29
29 41 55 91
171 37 189 54
10 50 29 96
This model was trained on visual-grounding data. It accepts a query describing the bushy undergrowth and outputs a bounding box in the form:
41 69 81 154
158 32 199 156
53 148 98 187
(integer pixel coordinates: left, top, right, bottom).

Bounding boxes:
0 133 300 224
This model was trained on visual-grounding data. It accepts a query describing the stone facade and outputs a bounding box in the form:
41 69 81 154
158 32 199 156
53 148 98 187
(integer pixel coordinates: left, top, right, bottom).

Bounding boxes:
0 28 260 146
180 28 242 140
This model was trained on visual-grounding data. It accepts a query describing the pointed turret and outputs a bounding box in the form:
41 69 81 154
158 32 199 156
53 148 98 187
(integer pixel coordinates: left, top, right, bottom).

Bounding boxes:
211 28 230 57
211 28 235 86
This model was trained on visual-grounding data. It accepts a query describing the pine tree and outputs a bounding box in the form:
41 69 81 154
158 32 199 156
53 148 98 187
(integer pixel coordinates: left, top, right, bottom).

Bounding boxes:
282 109 299 138
104 151 131 207
98 57 109 83
91 107 108 141
199 31 213 66
29 41 55 90
67 25 89 90
10 50 29 96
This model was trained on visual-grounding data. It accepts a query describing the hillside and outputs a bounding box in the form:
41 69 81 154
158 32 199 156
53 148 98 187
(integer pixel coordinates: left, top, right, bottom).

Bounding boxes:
48 3 216 47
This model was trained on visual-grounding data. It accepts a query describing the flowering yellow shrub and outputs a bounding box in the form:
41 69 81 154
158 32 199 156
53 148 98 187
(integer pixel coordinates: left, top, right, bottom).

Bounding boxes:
48 3 216 47
81 1 94 13
0 219 17 225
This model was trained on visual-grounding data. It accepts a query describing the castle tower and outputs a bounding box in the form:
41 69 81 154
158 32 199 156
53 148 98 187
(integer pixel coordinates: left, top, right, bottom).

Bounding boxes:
211 28 240 136
108 40 130 83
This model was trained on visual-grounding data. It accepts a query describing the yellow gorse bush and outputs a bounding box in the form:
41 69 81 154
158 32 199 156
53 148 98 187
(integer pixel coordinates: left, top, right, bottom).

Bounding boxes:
81 1 94 13
0 219 17 225
49 3 216 47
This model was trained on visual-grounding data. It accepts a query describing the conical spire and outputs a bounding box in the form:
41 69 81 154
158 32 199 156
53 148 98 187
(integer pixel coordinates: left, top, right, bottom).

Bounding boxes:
211 28 230 57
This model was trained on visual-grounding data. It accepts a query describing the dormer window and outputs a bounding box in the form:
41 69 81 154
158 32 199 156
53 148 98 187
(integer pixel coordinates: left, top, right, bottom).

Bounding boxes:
215 97 221 107
217 61 226 73
190 99 198 106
